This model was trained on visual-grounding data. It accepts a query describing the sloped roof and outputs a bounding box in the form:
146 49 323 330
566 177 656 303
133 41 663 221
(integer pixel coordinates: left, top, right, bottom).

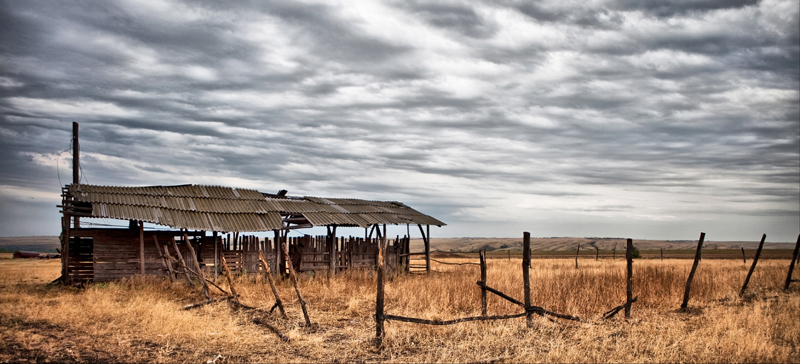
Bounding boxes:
66 184 445 232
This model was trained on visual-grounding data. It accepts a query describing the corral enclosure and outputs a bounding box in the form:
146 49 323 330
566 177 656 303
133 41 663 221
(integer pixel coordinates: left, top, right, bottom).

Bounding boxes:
1 249 798 363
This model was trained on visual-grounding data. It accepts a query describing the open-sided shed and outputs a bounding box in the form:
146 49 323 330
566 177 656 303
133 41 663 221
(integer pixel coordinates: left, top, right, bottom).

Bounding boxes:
59 183 445 282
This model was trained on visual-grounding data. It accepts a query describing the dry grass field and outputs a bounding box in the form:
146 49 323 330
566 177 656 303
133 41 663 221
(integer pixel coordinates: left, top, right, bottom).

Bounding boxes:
0 254 798 363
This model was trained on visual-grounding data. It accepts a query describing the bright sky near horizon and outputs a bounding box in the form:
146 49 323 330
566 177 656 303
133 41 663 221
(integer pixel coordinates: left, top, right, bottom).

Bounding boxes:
0 0 798 242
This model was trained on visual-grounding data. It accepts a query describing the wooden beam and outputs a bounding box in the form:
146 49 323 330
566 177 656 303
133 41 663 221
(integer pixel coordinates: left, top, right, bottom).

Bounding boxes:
625 238 633 319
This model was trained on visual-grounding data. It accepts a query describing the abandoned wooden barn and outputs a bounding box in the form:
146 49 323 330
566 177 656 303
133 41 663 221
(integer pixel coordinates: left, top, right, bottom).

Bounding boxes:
59 183 445 282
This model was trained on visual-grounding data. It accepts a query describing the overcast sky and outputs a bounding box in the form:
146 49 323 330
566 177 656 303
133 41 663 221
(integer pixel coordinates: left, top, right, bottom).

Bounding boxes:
1 0 798 242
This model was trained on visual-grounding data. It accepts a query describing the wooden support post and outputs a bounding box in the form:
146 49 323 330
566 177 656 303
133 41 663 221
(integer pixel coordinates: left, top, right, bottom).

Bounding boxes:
171 236 193 283
258 251 287 319
660 248 663 261
220 256 240 305
681 232 705 310
213 231 219 280
784 235 800 290
153 236 175 281
375 237 386 345
282 231 311 327
740 234 766 297
522 232 532 327
273 230 280 276
480 250 487 317
418 224 431 274
329 226 337 276
575 243 580 269
138 221 145 275
741 247 746 264
72 122 80 229
185 234 210 300
625 238 633 319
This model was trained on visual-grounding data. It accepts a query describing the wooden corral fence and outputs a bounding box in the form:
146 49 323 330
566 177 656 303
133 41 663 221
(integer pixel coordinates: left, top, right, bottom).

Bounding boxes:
207 234 410 276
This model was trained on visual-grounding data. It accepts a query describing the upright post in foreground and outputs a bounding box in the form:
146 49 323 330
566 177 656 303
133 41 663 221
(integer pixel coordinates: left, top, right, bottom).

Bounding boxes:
522 232 532 327
375 237 387 346
625 238 633 318
680 232 705 310
740 234 766 296
282 231 311 327
784 235 800 290
479 250 487 316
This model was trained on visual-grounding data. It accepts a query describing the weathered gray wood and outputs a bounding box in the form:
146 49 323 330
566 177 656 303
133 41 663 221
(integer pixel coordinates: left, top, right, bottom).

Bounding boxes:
376 237 386 345
221 256 241 306
480 250 487 317
153 236 174 281
185 234 210 300
252 318 290 342
281 232 311 327
170 236 193 283
625 238 633 319
384 312 527 326
522 232 532 327
740 234 766 296
681 232 705 310
785 235 800 290
258 251 287 319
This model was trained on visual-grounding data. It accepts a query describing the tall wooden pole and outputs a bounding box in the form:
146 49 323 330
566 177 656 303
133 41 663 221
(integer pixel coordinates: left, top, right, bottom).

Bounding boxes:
740 234 766 296
784 235 800 290
680 232 705 310
522 232 532 327
480 250 487 316
625 238 633 319
375 237 386 345
72 122 80 228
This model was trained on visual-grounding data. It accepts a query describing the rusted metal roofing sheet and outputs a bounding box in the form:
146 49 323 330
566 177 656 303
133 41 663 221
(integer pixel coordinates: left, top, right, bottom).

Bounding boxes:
66 184 445 231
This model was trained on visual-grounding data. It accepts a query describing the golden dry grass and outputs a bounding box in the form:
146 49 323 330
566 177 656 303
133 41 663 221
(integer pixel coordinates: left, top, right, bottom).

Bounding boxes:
0 256 798 363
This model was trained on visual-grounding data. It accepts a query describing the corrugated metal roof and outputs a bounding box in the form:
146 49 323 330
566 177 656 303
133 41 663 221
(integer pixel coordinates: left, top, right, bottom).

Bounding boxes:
66 184 445 231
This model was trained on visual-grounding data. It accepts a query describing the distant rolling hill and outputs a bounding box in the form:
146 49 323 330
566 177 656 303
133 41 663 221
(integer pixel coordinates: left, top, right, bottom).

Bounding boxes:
0 236 60 253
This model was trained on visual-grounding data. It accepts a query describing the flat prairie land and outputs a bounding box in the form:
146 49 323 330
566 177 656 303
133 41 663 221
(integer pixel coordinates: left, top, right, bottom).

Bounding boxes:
0 254 798 363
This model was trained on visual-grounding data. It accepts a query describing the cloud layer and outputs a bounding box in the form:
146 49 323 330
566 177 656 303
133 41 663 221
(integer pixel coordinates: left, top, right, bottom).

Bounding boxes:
1 0 798 241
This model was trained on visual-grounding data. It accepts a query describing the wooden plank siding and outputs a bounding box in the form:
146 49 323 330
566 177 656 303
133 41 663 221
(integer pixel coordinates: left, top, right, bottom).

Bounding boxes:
65 228 408 281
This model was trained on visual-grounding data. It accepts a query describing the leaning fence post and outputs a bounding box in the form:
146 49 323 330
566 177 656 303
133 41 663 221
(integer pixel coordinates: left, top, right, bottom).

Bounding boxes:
220 256 241 306
522 232 532 327
625 238 633 319
740 234 766 297
480 250 487 317
575 243 580 269
784 235 800 290
681 232 705 310
282 231 312 327
741 247 746 264
375 237 386 346
184 234 210 300
258 251 287 319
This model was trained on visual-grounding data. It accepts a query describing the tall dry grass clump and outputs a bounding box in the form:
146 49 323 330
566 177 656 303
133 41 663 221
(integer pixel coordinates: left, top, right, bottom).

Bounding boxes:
0 256 798 363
